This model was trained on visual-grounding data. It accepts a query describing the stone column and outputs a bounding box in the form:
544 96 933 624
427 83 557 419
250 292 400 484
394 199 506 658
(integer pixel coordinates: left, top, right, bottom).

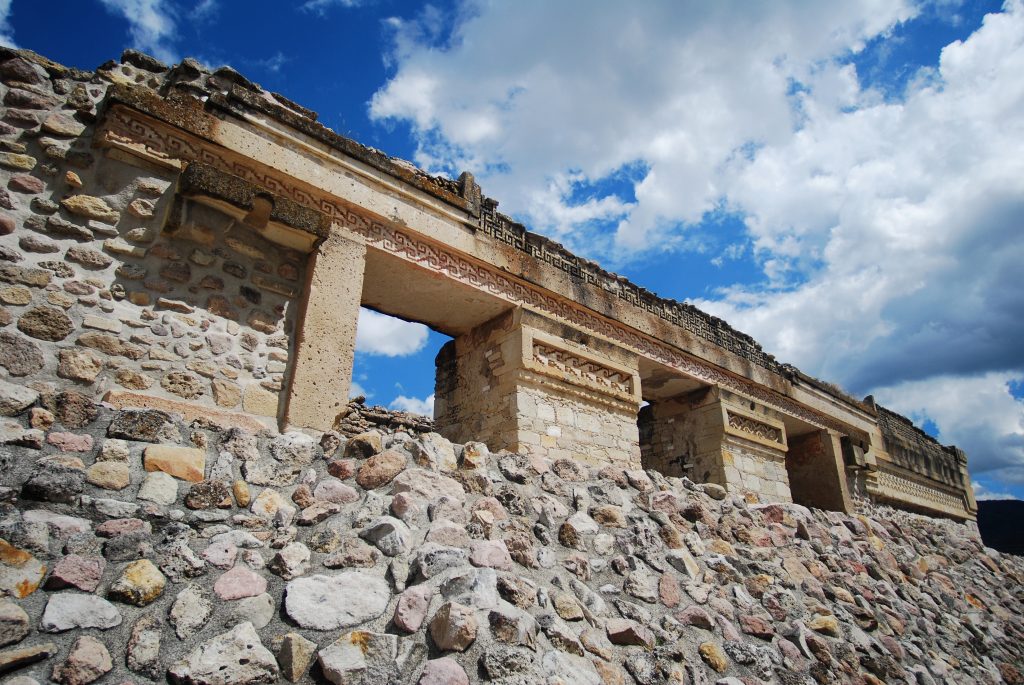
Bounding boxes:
435 308 642 468
786 429 854 513
282 232 366 432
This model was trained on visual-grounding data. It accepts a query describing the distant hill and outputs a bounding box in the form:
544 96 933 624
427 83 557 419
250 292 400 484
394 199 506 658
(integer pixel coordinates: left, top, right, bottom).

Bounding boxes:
978 499 1024 556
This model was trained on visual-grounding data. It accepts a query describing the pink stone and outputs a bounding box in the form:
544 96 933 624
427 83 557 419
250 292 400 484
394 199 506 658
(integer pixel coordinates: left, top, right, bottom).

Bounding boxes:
202 539 239 569
394 585 431 633
46 553 105 592
391 492 425 519
96 518 149 538
418 657 468 685
46 432 95 452
326 458 355 480
313 479 358 504
659 573 681 608
213 565 267 600
468 539 513 570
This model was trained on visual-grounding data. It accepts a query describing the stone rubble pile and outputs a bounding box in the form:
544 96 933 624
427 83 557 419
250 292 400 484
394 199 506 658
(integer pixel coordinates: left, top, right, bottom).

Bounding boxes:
0 399 1020 685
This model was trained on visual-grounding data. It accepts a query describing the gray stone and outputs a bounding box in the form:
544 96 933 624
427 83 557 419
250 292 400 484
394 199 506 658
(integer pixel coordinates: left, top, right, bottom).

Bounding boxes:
126 614 162 679
168 622 278 685
137 471 178 505
0 599 29 647
268 542 311 580
271 432 317 466
0 331 44 376
227 593 275 630
284 572 390 630
317 631 398 685
40 593 122 632
170 584 213 639
359 516 411 557
0 379 37 416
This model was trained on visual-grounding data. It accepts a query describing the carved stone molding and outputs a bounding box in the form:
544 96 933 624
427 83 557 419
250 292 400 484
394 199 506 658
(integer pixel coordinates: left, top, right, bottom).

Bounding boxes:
874 470 969 517
726 411 784 446
532 342 633 396
99 105 851 435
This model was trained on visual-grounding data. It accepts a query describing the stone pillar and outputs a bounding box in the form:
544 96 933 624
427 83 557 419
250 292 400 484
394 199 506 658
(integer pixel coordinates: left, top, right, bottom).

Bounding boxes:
640 387 792 502
282 232 366 431
435 308 642 468
786 429 854 513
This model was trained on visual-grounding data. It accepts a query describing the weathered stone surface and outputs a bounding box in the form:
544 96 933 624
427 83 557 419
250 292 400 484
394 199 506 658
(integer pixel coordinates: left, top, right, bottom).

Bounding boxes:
429 602 477 652
418 657 469 685
108 409 173 442
170 584 213 639
394 584 432 633
108 559 166 606
0 599 29 647
0 539 45 597
51 635 111 685
168 622 279 685
60 195 119 224
0 331 44 376
278 632 317 682
284 572 390 630
356 450 406 489
137 471 178 505
0 642 57 674
45 554 104 592
144 444 206 482
57 349 104 383
40 593 122 632
0 379 36 416
214 565 267 600
126 614 162 678
317 631 397 685
86 461 130 490
17 305 73 341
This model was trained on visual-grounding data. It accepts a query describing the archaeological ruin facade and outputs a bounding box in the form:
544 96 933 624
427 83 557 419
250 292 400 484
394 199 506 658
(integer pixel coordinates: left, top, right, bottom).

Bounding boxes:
0 48 976 521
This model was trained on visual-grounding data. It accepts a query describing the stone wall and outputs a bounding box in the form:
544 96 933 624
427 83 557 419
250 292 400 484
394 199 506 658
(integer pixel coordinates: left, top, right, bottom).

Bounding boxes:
0 396 1020 685
0 52 312 435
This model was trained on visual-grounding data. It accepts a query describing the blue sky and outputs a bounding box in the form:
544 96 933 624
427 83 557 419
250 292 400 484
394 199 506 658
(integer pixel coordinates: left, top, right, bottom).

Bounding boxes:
3 0 1022 500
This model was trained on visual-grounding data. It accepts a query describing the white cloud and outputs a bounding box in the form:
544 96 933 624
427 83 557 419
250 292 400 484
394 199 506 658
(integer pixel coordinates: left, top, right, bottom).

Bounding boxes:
349 380 368 400
302 0 365 14
192 0 218 21
98 0 179 64
973 481 1021 501
0 0 15 48
355 307 429 357
390 394 435 417
370 1 1024 489
371 0 918 256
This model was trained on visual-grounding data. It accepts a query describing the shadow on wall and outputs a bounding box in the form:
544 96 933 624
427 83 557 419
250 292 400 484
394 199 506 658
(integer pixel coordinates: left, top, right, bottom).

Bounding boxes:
977 499 1024 556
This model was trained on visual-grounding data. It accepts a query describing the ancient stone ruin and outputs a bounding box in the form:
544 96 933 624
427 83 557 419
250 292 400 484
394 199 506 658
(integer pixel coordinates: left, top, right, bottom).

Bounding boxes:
0 48 1017 685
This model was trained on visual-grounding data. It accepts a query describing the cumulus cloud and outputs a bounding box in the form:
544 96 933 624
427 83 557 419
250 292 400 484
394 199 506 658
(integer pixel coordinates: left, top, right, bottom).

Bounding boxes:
98 0 179 64
355 307 429 357
371 0 918 254
0 0 15 48
390 394 435 417
370 1 1024 489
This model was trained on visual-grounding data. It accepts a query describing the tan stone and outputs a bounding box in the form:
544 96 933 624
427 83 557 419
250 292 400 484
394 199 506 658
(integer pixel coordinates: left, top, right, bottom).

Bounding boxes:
699 642 728 672
60 195 120 225
0 286 31 305
243 383 279 418
0 152 36 171
86 461 130 490
114 368 153 390
232 480 251 507
144 445 206 482
108 559 166 606
58 349 104 383
211 379 241 408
